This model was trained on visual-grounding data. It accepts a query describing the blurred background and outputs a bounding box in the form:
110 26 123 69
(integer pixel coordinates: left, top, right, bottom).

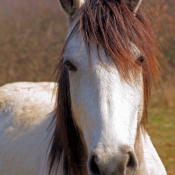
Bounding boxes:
0 0 174 174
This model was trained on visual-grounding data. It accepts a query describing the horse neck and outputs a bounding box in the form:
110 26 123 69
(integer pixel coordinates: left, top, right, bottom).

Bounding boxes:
135 127 167 175
135 127 148 175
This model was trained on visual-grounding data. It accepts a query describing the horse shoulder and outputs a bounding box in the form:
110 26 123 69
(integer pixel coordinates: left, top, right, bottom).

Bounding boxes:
0 82 56 175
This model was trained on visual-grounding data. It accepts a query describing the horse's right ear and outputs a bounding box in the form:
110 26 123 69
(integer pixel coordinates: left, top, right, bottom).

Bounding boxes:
123 0 142 16
58 0 84 16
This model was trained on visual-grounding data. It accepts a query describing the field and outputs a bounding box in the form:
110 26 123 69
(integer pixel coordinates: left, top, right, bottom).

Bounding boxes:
0 0 174 174
148 83 175 174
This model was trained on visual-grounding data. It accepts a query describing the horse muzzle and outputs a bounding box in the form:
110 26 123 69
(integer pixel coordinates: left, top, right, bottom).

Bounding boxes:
88 145 138 175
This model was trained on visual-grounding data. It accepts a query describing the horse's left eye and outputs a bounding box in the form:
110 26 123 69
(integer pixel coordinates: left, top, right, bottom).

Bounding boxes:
136 56 145 65
64 61 77 72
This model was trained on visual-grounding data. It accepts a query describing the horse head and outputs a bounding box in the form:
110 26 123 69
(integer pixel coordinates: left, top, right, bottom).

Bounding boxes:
49 0 160 175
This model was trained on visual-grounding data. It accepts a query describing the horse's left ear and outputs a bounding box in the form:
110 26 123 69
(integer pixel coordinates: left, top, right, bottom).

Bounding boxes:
58 0 84 17
124 0 142 16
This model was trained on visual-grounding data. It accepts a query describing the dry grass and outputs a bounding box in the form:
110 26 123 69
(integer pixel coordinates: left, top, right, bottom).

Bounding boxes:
148 81 175 175
0 0 67 85
0 0 174 174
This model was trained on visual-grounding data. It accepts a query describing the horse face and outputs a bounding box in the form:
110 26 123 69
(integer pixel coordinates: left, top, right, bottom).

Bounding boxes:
64 30 143 174
59 0 144 174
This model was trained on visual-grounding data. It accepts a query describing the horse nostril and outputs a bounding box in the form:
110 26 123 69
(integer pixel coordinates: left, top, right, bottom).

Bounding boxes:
88 147 137 175
126 151 138 175
89 155 101 175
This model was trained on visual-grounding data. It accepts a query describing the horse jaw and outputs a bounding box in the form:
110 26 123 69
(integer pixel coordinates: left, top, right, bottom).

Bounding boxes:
64 30 144 174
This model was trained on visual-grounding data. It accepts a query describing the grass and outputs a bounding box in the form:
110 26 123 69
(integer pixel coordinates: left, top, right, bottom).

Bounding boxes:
148 81 175 175
0 0 67 85
148 108 175 175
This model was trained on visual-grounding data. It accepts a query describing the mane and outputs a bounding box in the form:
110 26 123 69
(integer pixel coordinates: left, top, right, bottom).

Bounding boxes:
48 0 160 174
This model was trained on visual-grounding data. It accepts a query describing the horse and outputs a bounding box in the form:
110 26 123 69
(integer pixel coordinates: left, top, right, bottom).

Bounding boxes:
0 0 167 175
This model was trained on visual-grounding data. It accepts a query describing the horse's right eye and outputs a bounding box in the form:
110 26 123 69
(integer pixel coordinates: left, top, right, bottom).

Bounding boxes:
136 56 145 66
64 61 77 72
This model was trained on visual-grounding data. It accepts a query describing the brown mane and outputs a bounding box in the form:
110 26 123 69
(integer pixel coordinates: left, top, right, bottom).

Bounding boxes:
48 0 160 174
